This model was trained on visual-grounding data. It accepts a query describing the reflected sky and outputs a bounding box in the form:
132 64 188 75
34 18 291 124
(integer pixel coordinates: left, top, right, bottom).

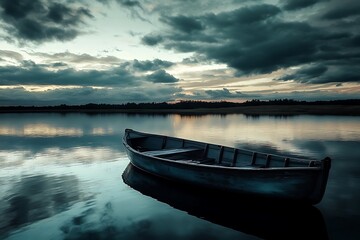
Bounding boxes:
171 114 360 159
0 113 359 239
0 174 84 234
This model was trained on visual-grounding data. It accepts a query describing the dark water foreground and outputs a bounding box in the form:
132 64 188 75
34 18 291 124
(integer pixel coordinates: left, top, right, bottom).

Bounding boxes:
122 164 328 240
0 113 359 239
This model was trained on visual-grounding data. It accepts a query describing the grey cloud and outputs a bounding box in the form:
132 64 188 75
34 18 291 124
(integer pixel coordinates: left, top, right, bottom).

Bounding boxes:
131 59 174 71
46 3 92 25
260 90 360 102
114 0 149 22
141 34 163 46
175 88 247 101
0 53 177 87
116 0 142 8
315 66 360 84
146 69 179 83
204 88 243 99
278 64 328 82
281 0 327 11
31 52 122 65
0 61 140 87
177 86 360 102
0 84 182 106
0 0 93 43
155 4 312 74
143 2 360 84
0 56 183 105
96 0 148 21
322 4 360 20
278 64 360 84
51 62 68 67
0 49 24 62
95 0 111 5
0 0 43 18
161 15 204 33
149 0 244 16
206 4 281 25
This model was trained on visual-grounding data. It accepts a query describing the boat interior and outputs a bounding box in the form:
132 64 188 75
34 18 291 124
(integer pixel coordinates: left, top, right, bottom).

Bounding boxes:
125 130 322 169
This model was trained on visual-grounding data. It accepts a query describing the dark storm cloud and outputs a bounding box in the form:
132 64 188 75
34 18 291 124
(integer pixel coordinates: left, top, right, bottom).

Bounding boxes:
146 69 179 83
204 88 243 99
131 59 174 71
280 0 327 11
176 88 250 101
0 84 182 106
321 3 360 20
116 0 142 8
143 2 360 84
113 0 149 22
141 34 163 46
0 60 140 87
315 66 360 84
0 0 93 43
278 64 328 82
0 52 177 87
145 4 308 73
32 52 122 65
161 15 204 33
96 0 145 15
0 54 182 105
277 61 360 84
51 62 68 67
261 90 360 101
148 0 244 16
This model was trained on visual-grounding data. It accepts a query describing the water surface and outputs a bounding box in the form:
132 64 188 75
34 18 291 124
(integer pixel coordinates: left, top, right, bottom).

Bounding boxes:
0 113 359 239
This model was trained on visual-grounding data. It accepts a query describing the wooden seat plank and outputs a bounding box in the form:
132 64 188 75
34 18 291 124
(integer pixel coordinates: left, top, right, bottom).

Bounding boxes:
143 148 202 157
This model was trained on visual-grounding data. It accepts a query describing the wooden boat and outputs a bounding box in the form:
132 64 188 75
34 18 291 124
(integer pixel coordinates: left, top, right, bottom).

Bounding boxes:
123 128 331 205
122 163 328 239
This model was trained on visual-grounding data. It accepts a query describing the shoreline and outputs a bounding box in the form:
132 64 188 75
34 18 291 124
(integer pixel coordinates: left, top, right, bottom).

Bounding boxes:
1 104 360 116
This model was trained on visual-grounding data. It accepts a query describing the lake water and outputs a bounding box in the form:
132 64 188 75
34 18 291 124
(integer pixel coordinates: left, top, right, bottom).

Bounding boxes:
0 113 359 240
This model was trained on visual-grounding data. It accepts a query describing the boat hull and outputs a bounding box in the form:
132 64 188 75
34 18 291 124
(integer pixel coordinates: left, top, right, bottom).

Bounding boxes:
123 129 331 204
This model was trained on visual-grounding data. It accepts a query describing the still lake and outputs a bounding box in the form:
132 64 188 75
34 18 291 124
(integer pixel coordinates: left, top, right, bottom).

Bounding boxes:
0 113 359 240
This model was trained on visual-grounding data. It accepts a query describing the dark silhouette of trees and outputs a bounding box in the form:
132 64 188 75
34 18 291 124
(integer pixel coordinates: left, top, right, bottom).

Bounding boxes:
0 99 359 112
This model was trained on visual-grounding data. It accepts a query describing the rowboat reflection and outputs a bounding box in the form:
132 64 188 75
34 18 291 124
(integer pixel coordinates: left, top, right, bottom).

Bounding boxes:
122 163 328 240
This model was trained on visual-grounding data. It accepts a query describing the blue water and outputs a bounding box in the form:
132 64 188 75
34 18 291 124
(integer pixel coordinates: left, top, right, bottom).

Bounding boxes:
0 113 359 239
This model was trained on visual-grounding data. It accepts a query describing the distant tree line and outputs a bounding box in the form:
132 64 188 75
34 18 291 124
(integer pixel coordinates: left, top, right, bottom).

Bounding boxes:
242 99 360 106
1 99 360 111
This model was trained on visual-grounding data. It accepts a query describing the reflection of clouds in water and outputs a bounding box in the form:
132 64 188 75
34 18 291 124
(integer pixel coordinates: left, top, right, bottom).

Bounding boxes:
234 141 315 160
0 147 123 170
0 134 123 152
0 124 116 137
0 113 358 239
22 124 83 137
236 138 359 161
311 141 360 215
0 174 90 237
60 202 120 240
0 124 83 137
59 202 244 240
171 115 360 159
288 138 360 235
0 131 126 171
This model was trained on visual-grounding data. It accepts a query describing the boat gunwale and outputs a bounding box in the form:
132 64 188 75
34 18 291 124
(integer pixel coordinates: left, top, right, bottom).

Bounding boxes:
123 129 325 171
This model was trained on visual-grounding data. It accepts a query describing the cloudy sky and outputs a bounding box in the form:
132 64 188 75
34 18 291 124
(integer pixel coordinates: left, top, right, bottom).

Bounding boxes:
0 0 359 105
